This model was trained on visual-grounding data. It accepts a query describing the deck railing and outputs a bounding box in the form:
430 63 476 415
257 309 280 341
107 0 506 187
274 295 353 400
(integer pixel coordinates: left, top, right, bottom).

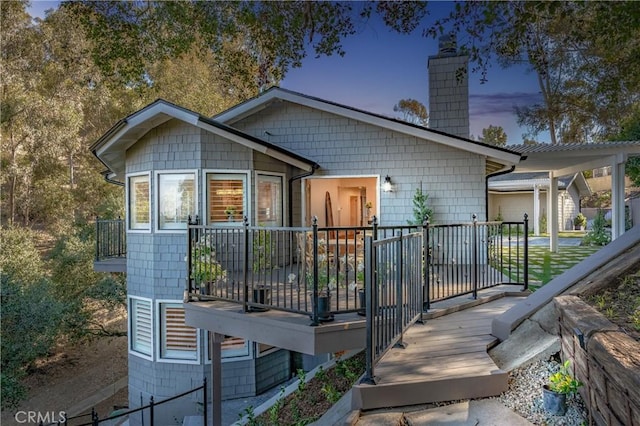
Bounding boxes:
424 214 529 309
186 215 528 323
95 217 126 261
361 232 424 384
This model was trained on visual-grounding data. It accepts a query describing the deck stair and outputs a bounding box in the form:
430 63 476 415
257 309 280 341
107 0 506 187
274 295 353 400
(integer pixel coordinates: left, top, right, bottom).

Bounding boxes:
352 292 527 410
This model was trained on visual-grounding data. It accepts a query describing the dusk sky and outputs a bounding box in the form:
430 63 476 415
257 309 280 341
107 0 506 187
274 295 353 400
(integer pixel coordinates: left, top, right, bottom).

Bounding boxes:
28 1 549 145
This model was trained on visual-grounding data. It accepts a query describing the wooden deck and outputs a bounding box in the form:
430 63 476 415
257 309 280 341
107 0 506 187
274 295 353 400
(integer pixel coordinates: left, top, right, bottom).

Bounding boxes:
352 294 527 410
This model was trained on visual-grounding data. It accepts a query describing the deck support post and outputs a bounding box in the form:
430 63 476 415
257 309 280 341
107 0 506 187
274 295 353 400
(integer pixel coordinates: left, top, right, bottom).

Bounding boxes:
210 332 223 426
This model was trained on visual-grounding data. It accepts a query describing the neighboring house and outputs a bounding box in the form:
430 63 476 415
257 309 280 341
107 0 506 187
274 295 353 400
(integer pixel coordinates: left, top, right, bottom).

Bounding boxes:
91 49 523 421
488 172 591 234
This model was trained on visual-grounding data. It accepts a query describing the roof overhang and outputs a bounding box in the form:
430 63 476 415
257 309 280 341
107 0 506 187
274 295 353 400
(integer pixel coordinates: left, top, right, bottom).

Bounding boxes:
92 100 318 181
215 87 522 175
512 142 640 176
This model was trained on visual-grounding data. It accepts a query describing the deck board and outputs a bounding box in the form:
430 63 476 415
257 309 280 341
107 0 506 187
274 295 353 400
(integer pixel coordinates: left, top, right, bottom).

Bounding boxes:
353 295 526 410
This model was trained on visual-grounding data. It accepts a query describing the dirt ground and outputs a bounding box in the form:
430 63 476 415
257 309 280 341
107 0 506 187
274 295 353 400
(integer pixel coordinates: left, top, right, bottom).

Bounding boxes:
1 318 129 425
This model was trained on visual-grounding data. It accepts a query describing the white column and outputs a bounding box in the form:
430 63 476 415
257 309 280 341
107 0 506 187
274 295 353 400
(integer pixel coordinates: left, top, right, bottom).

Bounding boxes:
611 154 627 240
533 184 540 236
549 173 559 252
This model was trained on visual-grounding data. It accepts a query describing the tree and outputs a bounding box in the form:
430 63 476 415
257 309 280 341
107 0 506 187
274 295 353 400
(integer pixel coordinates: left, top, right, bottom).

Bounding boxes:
608 105 640 186
407 187 433 225
479 125 507 146
393 98 429 126
427 2 640 144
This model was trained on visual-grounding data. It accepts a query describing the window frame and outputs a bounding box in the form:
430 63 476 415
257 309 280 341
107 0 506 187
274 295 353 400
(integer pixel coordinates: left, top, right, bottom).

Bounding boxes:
255 171 286 227
129 296 154 360
205 333 253 363
126 172 151 232
156 300 200 364
203 170 251 227
155 170 198 233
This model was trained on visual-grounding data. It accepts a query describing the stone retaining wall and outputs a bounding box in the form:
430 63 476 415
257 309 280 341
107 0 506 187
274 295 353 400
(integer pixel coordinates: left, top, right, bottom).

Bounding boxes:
555 296 640 426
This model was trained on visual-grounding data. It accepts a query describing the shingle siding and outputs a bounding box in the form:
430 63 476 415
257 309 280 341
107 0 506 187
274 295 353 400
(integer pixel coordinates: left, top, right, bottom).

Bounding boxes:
233 102 486 223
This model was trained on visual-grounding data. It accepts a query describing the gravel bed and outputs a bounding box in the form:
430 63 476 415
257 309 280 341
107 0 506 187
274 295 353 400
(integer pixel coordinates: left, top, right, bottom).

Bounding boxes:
497 357 588 425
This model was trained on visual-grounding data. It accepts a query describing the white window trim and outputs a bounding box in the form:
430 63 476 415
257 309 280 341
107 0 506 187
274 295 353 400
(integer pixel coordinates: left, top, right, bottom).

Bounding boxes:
204 333 253 364
255 171 286 227
128 296 154 361
202 169 251 226
155 170 198 233
126 172 152 233
156 300 201 364
255 342 280 358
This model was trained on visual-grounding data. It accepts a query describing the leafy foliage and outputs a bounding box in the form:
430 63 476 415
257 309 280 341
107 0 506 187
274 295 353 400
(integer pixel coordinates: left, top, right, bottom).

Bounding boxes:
408 187 433 226
548 360 582 395
479 125 507 146
393 98 428 126
582 210 611 246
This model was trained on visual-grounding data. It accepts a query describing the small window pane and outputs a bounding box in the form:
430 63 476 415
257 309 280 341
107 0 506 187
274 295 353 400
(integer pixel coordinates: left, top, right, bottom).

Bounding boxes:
129 175 150 230
158 173 195 230
208 174 246 224
160 304 197 360
207 335 250 359
131 298 152 356
257 175 283 226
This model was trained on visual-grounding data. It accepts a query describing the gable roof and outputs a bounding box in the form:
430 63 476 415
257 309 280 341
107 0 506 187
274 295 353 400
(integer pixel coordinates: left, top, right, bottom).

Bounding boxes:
214 87 523 175
91 99 319 181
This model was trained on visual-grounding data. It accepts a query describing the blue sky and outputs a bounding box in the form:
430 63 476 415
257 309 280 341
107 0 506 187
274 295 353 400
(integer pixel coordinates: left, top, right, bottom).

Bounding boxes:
28 1 548 145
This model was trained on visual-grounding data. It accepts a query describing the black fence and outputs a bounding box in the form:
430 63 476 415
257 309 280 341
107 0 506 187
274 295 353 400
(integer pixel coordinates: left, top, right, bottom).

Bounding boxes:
185 216 420 325
42 379 207 426
95 217 126 261
361 232 425 384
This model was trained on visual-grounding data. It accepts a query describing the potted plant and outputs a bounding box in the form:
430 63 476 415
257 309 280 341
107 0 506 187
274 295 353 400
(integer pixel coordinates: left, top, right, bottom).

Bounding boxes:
573 213 587 230
189 235 227 296
542 360 582 416
224 206 237 221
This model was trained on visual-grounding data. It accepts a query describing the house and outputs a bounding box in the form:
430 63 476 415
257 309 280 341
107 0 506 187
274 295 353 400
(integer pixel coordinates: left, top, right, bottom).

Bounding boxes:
488 171 591 234
91 38 527 420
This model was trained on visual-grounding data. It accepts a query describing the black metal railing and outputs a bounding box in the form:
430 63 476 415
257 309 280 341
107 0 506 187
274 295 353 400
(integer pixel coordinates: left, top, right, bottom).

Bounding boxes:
42 379 207 426
424 214 528 309
361 232 424 384
95 217 126 261
185 216 420 324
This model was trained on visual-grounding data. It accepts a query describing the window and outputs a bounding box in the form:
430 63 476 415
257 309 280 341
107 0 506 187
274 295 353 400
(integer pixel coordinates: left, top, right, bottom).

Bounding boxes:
130 297 152 358
207 335 250 360
157 172 196 230
207 173 247 225
256 174 283 226
128 174 150 230
159 303 198 361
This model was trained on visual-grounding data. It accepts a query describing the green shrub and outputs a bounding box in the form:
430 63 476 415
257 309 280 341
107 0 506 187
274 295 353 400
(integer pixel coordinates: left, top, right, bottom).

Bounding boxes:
408 188 433 225
582 210 610 246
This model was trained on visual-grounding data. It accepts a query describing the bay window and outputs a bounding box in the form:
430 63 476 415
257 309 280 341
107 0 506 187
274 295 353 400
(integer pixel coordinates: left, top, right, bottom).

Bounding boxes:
207 173 247 225
256 174 283 226
129 297 153 359
157 171 196 230
159 302 198 361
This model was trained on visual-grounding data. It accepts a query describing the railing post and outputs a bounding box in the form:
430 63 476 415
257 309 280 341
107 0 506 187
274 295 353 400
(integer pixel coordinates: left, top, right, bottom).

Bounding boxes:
117 216 123 256
423 218 430 311
149 395 154 425
95 216 100 261
360 235 376 385
523 213 529 291
311 217 319 326
243 216 250 313
186 216 194 301
472 214 478 300
91 408 98 426
372 215 378 240
203 376 208 426
394 233 406 348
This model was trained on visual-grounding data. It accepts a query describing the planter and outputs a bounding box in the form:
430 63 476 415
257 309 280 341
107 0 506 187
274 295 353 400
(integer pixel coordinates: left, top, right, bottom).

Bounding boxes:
357 289 366 316
249 286 271 312
542 385 567 416
317 294 334 322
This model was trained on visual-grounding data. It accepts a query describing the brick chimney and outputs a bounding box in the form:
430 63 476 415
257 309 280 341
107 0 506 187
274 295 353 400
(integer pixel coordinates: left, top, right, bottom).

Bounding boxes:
428 34 469 139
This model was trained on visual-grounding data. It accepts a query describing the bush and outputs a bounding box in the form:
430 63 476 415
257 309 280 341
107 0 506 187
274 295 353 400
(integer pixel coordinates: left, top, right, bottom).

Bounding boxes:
1 274 64 409
408 188 433 225
582 210 611 246
0 226 46 285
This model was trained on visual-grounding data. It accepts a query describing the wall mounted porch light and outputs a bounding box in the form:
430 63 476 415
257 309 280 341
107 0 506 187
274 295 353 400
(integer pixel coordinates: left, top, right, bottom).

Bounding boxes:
382 175 393 192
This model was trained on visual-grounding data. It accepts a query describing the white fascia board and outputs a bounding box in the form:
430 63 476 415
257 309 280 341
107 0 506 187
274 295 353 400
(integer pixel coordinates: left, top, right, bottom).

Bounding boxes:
488 178 549 190
217 89 520 166
196 120 313 172
96 103 199 159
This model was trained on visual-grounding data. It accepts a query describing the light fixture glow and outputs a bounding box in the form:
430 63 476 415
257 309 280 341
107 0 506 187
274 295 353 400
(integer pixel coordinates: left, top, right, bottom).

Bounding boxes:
382 175 393 192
